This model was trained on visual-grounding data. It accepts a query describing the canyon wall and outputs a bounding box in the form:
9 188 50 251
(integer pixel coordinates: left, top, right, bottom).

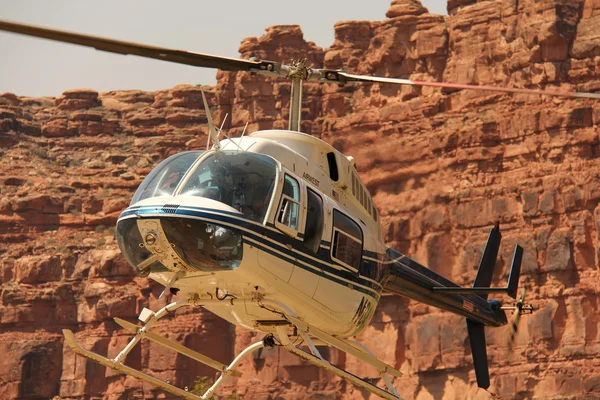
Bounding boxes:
2 0 600 399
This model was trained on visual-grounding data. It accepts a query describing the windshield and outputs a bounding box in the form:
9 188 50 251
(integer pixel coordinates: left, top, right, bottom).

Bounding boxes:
179 152 278 222
131 151 203 205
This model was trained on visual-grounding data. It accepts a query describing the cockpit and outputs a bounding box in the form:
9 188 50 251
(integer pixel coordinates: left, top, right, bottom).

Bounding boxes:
117 150 279 275
179 152 278 223
130 151 278 223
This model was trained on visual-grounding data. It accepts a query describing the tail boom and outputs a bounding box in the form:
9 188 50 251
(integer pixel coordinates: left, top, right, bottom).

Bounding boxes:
382 253 507 327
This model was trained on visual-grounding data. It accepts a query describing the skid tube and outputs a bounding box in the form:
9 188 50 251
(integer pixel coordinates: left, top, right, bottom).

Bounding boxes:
63 297 266 400
261 299 403 400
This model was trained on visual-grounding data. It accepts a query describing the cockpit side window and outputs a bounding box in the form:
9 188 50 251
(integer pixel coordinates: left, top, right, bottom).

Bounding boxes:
131 151 202 205
277 174 300 232
331 210 363 271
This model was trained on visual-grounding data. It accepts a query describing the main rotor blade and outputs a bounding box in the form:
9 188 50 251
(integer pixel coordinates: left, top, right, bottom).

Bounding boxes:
0 19 262 71
336 72 600 100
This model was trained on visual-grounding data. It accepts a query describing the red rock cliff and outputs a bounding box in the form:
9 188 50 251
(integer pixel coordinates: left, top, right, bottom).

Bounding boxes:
2 0 600 399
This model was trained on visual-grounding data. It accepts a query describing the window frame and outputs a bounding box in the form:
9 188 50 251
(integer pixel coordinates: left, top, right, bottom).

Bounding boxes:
275 173 302 237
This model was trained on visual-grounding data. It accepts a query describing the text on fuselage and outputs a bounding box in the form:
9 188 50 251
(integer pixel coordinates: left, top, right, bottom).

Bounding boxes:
302 172 320 187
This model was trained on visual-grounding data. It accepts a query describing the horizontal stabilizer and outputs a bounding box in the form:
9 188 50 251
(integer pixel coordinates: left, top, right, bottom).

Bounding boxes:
466 320 490 389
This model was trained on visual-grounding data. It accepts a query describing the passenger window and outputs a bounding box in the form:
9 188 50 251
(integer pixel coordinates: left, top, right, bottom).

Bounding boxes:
303 189 324 253
331 210 363 271
327 152 339 181
359 186 363 206
277 175 300 232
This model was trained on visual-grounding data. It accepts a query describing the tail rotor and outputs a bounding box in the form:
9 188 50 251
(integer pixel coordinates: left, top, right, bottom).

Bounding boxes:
503 288 533 351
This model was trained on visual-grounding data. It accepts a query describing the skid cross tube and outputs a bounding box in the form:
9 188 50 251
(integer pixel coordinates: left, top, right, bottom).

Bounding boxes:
260 298 402 399
347 339 400 397
203 341 266 398
274 326 402 400
113 299 190 363
114 317 241 377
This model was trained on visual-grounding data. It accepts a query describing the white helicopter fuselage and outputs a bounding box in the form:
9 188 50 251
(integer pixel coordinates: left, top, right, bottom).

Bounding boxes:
116 130 387 338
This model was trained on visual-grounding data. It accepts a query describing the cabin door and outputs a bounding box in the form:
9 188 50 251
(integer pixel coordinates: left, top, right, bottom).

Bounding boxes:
257 171 301 282
287 187 324 297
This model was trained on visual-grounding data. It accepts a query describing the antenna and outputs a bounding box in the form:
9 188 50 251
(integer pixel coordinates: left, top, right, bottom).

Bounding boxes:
217 113 228 139
219 129 245 152
201 88 221 151
240 121 249 138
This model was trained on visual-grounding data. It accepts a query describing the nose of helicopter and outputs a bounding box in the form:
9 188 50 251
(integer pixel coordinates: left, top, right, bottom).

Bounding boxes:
115 197 245 276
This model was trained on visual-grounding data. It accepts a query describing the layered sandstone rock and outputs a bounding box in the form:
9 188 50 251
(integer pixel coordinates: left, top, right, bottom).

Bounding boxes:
2 0 600 399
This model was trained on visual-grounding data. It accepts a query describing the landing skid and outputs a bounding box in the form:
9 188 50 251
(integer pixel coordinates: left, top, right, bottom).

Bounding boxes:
261 299 402 399
63 296 403 399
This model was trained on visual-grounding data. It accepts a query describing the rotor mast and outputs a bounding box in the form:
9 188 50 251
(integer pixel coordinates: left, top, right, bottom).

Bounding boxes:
286 59 310 132
289 77 303 131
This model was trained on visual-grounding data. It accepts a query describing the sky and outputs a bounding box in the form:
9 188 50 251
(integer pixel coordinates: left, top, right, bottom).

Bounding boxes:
0 0 448 97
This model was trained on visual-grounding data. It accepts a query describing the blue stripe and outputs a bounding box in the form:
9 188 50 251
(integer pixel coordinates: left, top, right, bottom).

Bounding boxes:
246 239 379 299
119 205 384 294
125 206 310 244
124 204 249 220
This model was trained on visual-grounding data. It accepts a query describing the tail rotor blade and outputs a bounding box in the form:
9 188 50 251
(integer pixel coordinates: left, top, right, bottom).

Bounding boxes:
473 225 502 300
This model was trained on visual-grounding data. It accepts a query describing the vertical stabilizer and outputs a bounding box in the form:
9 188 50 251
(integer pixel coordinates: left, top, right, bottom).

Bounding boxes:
473 225 502 299
466 319 490 389
506 245 523 299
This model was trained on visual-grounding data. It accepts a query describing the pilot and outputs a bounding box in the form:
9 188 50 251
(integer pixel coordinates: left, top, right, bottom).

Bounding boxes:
159 170 183 194
210 164 232 204
231 183 246 212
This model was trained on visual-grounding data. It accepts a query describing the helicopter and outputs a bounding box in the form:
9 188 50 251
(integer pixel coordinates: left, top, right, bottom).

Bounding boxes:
2 18 599 400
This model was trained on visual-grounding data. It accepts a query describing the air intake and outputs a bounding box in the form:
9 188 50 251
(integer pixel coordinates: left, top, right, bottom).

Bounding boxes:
161 204 180 214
